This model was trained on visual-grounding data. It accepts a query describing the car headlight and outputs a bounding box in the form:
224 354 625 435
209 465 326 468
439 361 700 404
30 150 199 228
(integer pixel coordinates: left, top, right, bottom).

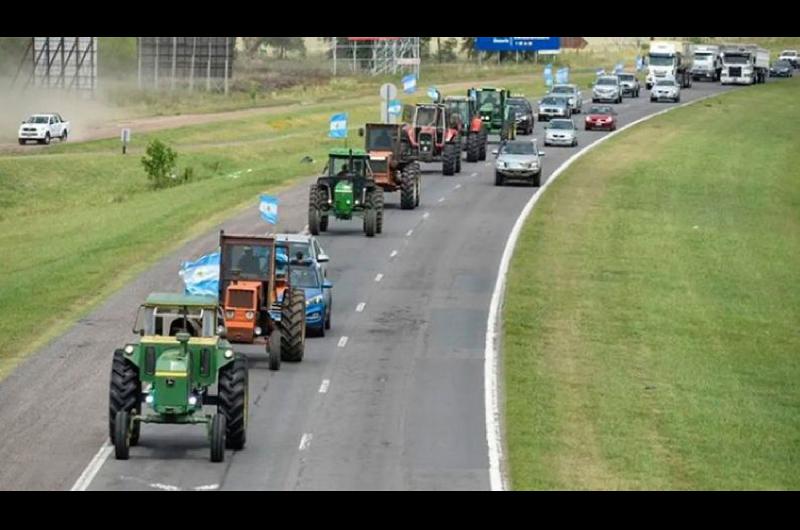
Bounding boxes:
306 295 324 306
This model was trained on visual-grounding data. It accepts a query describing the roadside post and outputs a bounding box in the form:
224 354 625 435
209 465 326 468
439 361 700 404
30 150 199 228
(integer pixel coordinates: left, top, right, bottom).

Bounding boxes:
121 128 131 154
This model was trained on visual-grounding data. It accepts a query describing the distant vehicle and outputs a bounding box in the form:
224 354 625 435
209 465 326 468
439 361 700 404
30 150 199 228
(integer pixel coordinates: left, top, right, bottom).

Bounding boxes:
537 95 571 121
493 139 546 187
592 76 623 104
778 49 798 68
290 262 332 337
18 113 70 145
650 78 681 103
647 40 693 89
616 72 641 97
549 84 583 114
691 44 722 81
507 97 535 135
720 44 769 85
544 119 578 147
274 233 330 278
584 105 618 131
769 60 794 78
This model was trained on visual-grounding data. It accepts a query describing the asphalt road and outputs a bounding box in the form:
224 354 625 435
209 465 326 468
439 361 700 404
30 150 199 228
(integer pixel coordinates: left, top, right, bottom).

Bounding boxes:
0 79 741 490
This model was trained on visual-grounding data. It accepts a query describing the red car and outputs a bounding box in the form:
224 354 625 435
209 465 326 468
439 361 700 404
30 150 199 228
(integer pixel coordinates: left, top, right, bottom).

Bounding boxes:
585 105 618 131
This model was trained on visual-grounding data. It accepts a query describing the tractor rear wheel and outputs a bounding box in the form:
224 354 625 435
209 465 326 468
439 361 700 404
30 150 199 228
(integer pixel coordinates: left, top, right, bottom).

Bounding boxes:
478 130 488 161
442 143 457 176
308 184 322 235
455 140 462 173
109 349 141 445
466 133 479 162
374 189 384 234
114 410 131 460
267 328 281 371
219 354 248 450
280 288 306 362
400 166 415 210
210 414 226 463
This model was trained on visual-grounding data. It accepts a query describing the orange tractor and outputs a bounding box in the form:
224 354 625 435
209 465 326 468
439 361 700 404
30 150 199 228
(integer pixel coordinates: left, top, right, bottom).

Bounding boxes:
443 94 488 162
360 123 421 210
218 231 306 370
401 102 463 176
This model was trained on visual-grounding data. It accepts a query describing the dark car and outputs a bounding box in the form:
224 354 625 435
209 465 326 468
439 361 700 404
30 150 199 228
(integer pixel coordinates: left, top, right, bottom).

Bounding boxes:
769 60 794 78
508 97 535 135
584 105 618 131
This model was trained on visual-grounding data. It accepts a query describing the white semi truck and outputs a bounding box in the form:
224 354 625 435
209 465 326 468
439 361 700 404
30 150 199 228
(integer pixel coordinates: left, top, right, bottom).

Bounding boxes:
720 44 769 85
646 40 693 90
691 44 722 82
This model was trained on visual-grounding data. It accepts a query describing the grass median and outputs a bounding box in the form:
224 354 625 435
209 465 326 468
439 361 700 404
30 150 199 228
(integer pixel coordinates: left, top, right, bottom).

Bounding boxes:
503 77 800 489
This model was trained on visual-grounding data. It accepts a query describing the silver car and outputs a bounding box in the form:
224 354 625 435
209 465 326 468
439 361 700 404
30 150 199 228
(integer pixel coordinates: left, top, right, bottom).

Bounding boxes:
650 78 681 103
493 139 546 187
538 95 571 121
544 119 578 147
616 73 641 97
274 233 330 278
592 75 623 104
549 84 583 114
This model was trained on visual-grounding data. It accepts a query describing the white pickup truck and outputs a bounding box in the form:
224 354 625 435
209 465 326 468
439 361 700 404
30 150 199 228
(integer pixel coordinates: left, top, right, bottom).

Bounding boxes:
18 113 70 145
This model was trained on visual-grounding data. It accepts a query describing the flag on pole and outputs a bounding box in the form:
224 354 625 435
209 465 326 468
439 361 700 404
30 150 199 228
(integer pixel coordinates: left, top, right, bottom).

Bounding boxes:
427 86 439 100
179 251 220 297
388 99 402 115
259 194 279 225
329 112 347 139
402 74 417 94
544 64 553 87
614 62 624 74
556 67 569 84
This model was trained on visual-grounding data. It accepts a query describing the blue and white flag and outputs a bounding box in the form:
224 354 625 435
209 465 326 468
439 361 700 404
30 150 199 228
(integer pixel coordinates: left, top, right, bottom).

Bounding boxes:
556 67 569 84
259 194 279 225
329 112 347 139
636 56 644 71
388 99 402 115
427 86 439 100
179 251 220 297
544 64 553 87
402 74 417 94
614 62 624 74
596 68 606 76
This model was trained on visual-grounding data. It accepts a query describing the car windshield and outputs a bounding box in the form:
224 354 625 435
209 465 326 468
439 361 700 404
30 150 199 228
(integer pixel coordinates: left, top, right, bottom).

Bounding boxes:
552 86 573 94
596 77 617 86
589 106 613 115
541 97 564 106
694 53 713 60
500 142 536 155
781 51 797 56
774 61 791 67
290 266 320 289
649 54 674 66
724 54 748 64
285 242 311 261
618 74 634 81
27 116 49 124
549 121 573 130
656 79 675 86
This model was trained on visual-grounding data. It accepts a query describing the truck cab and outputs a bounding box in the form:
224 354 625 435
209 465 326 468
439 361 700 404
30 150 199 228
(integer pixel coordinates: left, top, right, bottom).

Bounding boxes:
647 41 692 89
691 45 722 81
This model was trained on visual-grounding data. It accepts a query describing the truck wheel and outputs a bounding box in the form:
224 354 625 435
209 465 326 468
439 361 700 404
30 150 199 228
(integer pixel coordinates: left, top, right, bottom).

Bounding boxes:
308 184 321 235
280 288 306 362
400 166 415 210
218 354 248 450
109 349 141 445
210 414 226 463
61 130 68 142
466 133 479 162
114 410 131 460
267 329 281 371
43 133 50 145
495 171 504 186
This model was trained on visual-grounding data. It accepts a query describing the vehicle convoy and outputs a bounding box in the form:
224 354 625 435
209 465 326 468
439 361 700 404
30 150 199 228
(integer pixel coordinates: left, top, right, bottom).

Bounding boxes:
770 60 794 78
289 261 333 337
584 105 618 131
544 118 578 147
507 96 535 135
308 148 385 237
109 293 248 462
549 84 583 114
471 87 516 141
646 40 693 89
538 95 571 121
361 123 421 209
443 95 488 161
778 49 798 68
218 232 306 369
402 102 463 175
593 75 623 103
691 44 722 81
720 44 770 85
493 139 546 187
616 73 641 97
18 113 69 145
650 78 681 103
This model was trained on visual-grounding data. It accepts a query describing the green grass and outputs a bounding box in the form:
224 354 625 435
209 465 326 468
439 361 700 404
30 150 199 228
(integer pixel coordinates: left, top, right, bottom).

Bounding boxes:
503 77 800 490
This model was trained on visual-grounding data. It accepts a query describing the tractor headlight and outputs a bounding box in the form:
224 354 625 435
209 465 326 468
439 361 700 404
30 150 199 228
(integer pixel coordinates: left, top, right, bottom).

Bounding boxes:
224 349 234 359
225 310 234 319
124 345 134 354
145 394 154 404
254 326 262 336
245 311 255 320
188 395 198 406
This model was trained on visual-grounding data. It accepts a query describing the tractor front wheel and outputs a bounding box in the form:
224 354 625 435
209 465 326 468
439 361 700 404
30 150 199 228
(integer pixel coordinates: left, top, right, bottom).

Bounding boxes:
400 166 415 210
280 288 306 362
374 189 384 234
478 130 488 161
267 328 281 371
210 414 226 463
219 353 248 450
308 184 322 235
466 133 479 162
114 410 131 460
109 349 141 445
442 143 457 176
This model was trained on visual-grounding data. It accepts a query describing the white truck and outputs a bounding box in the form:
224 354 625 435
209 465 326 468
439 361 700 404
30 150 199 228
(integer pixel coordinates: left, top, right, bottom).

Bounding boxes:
720 44 770 85
691 44 722 82
646 40 693 90
17 113 70 145
778 49 798 68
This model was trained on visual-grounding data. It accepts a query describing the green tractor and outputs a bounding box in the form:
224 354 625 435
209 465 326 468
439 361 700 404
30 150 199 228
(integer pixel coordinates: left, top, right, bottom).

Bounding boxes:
444 94 488 162
470 87 517 142
109 293 248 462
308 148 385 237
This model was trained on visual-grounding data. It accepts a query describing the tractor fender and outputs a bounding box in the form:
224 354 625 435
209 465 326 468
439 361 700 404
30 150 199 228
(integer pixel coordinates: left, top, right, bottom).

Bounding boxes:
444 129 459 143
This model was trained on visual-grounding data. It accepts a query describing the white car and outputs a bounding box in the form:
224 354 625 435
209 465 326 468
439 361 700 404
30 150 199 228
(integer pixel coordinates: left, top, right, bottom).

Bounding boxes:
18 113 70 145
544 119 578 147
650 78 681 103
549 84 583 114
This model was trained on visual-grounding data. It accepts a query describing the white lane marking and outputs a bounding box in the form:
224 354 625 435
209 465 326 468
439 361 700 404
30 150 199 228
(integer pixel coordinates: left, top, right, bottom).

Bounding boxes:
374 273 383 282
454 184 462 190
389 250 398 258
406 229 414 237
150 483 181 491
194 484 220 490
319 379 330 393
470 172 478 177
337 336 348 348
356 302 366 312
299 433 313 451
483 90 726 492
438 197 445 203
422 212 430 220
70 441 112 491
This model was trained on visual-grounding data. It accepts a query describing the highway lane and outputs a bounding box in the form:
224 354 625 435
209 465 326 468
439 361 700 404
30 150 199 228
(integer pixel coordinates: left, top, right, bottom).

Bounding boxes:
0 78 740 490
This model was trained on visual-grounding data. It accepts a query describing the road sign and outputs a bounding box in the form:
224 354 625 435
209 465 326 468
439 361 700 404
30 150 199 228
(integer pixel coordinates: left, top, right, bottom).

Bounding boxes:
120 128 131 154
380 83 397 101
474 37 560 52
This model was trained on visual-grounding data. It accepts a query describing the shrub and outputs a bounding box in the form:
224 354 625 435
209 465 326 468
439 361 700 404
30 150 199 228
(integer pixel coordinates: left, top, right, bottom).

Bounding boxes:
141 139 178 189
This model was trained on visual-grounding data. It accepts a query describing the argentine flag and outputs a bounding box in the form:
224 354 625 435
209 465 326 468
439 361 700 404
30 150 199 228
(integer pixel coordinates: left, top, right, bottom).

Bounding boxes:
179 251 220 297
388 99 402 115
614 62 624 74
329 112 348 139
556 67 569 84
544 64 553 87
259 194 279 225
402 74 417 94
596 68 605 76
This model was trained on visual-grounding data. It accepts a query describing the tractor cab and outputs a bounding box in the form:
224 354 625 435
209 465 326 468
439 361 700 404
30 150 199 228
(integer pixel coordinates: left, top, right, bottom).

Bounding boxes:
134 293 220 339
473 87 515 140
444 96 470 132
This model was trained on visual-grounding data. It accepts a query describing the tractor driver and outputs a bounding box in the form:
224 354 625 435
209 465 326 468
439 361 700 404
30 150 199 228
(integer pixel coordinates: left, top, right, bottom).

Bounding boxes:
237 246 262 275
336 162 350 178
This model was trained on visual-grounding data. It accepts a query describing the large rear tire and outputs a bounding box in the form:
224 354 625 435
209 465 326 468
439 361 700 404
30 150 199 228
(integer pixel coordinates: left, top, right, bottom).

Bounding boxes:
374 189 384 234
308 184 322 235
218 354 248 450
280 288 306 362
466 132 479 162
442 143 457 176
455 140 462 173
109 349 141 446
400 166 415 210
478 129 487 161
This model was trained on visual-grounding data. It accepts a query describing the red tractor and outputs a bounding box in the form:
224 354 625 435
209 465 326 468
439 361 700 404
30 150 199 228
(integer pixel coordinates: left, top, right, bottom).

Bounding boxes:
443 95 487 162
401 103 462 176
